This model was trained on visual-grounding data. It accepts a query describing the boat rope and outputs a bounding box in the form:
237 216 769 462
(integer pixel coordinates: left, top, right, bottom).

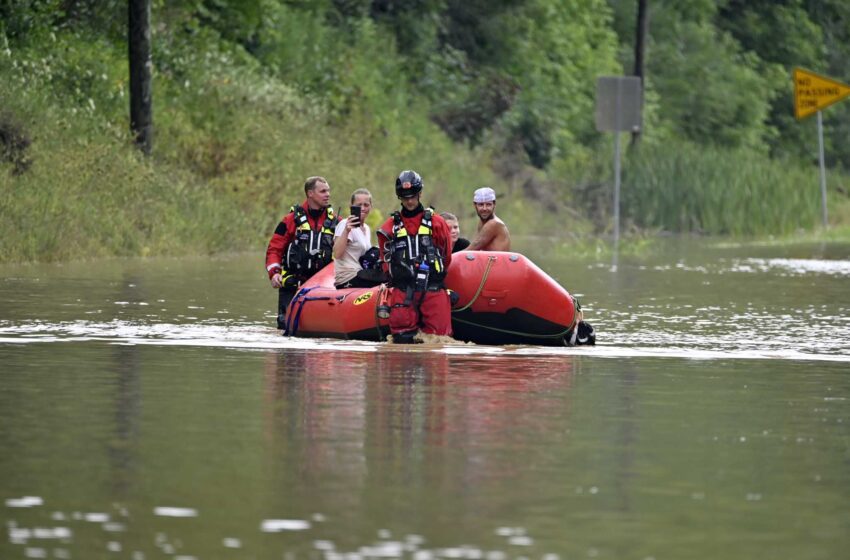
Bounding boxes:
370 252 579 344
449 254 580 343
284 286 331 337
451 255 496 313
452 316 576 342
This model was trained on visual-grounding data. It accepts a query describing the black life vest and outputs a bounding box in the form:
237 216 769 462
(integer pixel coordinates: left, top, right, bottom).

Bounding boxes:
284 204 337 275
382 208 446 288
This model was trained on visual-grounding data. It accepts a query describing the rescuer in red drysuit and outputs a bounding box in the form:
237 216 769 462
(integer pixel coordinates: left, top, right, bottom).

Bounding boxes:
377 170 453 343
265 176 337 330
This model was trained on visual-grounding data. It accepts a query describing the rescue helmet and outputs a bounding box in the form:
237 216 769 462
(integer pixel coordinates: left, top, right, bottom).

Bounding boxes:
395 170 423 199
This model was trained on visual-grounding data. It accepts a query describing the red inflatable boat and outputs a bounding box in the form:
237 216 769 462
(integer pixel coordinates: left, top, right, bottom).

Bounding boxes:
283 251 578 346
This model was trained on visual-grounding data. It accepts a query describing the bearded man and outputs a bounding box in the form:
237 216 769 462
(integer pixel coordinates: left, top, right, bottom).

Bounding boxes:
466 187 511 251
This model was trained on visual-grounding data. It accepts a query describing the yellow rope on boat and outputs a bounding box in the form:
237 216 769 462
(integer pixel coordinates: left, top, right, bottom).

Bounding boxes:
450 254 579 343
451 255 496 313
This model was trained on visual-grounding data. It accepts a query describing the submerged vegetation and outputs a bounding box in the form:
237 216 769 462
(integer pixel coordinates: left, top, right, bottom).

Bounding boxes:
1 1 849 262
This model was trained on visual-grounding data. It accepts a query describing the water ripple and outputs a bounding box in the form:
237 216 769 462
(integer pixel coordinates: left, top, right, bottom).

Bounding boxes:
731 258 850 276
0 315 847 362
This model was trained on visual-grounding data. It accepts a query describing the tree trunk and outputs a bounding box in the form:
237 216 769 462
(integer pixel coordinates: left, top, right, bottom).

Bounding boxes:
128 0 152 155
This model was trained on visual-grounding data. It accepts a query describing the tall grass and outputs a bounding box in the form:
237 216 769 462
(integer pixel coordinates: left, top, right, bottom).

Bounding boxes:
622 142 825 236
0 27 503 263
2 23 847 265
0 83 249 261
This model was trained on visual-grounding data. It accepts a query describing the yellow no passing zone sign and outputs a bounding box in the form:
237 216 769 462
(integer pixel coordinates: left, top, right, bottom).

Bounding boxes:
794 67 850 120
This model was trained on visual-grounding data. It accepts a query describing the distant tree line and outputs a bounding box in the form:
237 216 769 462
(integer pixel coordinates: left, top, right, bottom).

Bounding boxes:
2 0 848 170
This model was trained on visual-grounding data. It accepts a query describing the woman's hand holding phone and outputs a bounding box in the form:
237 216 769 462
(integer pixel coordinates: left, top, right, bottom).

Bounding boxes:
348 206 362 230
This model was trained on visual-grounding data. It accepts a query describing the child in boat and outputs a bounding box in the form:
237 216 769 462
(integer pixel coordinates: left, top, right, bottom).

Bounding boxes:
439 212 470 253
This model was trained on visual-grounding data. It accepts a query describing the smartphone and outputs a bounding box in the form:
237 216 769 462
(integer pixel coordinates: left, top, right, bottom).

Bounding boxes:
350 205 362 221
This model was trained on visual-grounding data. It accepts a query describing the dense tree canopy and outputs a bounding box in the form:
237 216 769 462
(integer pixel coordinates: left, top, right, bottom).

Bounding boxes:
3 0 848 168
1 0 849 248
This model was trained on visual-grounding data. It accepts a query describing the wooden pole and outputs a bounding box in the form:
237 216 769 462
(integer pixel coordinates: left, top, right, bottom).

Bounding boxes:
128 0 152 155
631 0 648 146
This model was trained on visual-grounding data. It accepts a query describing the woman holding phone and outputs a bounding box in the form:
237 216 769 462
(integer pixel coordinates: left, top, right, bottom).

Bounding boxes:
333 188 383 288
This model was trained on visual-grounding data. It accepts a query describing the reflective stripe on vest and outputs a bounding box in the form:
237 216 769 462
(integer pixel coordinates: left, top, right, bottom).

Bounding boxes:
286 205 337 273
391 209 444 275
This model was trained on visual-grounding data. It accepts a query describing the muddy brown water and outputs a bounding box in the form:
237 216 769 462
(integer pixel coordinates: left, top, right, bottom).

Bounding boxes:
1 238 848 559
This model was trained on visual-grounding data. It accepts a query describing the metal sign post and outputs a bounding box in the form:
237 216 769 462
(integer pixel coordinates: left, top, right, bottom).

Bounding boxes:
613 118 621 265
793 68 850 229
817 111 828 227
596 76 642 270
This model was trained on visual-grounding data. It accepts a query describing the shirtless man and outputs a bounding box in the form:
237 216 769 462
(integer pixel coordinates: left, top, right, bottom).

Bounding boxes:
466 187 511 251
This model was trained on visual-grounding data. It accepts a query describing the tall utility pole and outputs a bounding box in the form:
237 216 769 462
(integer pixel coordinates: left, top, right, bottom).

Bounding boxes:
129 0 152 155
631 0 648 146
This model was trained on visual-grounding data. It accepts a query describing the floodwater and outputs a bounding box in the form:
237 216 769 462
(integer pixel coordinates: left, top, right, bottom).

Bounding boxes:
1 238 848 559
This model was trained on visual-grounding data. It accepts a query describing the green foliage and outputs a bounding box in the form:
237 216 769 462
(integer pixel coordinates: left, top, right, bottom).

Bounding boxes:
647 11 778 151
718 0 822 66
254 2 413 128
499 0 621 166
419 0 621 168
622 141 822 235
0 111 32 174
0 18 501 263
2 0 850 265
609 0 850 168
715 0 824 162
368 0 443 67
0 0 63 40
808 0 850 169
0 79 247 262
197 0 265 48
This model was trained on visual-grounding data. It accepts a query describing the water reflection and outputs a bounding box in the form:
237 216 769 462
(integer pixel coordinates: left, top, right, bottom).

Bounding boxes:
3 244 850 559
612 365 638 514
108 273 143 496
262 349 578 533
3 343 849 558
264 350 369 491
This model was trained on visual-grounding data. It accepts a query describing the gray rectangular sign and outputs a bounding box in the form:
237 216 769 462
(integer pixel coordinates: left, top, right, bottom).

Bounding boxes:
595 76 642 132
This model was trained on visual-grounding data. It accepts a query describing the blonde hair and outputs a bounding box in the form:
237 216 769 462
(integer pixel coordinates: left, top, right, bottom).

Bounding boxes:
350 188 372 204
439 211 458 222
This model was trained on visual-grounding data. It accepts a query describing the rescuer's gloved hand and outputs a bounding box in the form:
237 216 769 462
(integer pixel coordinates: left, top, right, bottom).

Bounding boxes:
281 272 300 289
446 289 460 307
